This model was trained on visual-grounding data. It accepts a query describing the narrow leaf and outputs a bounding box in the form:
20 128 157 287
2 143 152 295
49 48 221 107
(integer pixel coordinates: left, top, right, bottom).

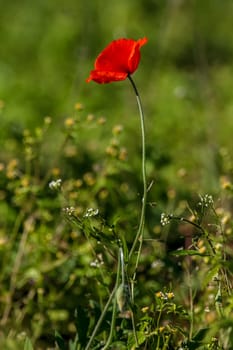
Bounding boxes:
24 337 34 350
170 249 209 257
55 330 66 350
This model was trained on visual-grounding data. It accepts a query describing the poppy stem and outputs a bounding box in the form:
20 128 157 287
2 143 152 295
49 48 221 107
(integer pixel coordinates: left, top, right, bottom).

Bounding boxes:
127 75 147 267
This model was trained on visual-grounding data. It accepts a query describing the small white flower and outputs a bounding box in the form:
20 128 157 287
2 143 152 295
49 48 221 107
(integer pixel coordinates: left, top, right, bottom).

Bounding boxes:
49 178 62 190
198 194 213 208
63 206 75 216
83 208 99 218
90 260 98 267
160 213 171 226
90 256 104 268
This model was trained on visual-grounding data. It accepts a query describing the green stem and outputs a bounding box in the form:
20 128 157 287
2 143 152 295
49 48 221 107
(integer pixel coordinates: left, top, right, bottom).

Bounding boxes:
102 248 122 350
156 304 164 350
128 75 147 263
162 334 171 350
120 247 125 286
85 286 116 350
188 270 194 340
85 248 121 350
131 309 139 348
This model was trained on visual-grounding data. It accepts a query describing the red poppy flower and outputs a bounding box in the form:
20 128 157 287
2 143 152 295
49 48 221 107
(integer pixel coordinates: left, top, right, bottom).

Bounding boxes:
86 37 148 84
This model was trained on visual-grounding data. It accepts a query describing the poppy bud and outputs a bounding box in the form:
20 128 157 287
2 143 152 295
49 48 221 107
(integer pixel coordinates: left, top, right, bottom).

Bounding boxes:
116 283 130 312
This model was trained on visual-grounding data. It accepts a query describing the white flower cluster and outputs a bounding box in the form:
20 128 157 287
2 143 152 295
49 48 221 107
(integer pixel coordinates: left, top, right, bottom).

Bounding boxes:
198 194 213 208
83 208 99 218
63 206 75 216
49 178 62 190
160 213 172 226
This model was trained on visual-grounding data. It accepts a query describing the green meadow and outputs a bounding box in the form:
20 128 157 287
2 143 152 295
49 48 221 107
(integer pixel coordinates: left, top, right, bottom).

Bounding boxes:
1 1 233 349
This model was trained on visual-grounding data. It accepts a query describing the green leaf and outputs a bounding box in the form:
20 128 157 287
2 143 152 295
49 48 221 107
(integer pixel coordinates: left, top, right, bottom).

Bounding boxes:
170 249 209 257
203 263 220 288
68 336 79 350
55 330 66 350
24 337 33 350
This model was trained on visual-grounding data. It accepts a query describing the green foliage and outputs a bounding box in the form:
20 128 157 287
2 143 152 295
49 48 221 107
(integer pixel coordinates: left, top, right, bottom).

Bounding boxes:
1 1 233 349
24 337 34 350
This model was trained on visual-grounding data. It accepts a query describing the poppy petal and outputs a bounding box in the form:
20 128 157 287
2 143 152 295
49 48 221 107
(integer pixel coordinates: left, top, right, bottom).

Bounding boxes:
86 70 128 84
128 38 148 73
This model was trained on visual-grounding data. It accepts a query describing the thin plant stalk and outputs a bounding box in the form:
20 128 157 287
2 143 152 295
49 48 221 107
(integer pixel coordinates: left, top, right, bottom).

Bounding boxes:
131 309 139 348
120 247 125 285
121 246 139 347
102 247 122 350
126 75 147 348
127 74 147 272
85 247 121 350
187 268 194 341
85 287 116 350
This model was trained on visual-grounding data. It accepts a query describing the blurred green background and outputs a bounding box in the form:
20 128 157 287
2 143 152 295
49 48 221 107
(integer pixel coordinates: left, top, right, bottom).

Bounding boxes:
1 0 233 348
1 0 233 189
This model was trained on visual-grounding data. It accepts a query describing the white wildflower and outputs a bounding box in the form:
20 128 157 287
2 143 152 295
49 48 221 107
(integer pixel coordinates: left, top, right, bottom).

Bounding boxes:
49 178 62 190
83 208 99 218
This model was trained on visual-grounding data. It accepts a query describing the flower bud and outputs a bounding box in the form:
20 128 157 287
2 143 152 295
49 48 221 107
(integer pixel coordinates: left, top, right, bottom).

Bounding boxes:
116 284 130 312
